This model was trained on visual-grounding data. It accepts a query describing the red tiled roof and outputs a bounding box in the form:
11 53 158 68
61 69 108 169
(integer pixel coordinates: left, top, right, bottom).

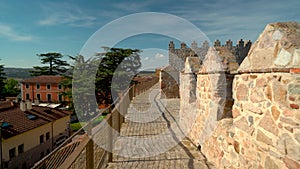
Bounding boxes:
0 103 71 139
21 75 63 83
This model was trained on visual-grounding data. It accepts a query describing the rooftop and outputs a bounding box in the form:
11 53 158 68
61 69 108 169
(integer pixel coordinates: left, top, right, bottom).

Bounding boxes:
0 102 71 139
21 75 63 83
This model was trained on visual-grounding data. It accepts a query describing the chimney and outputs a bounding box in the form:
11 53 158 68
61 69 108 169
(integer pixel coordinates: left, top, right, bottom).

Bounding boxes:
34 99 40 106
20 100 26 111
26 100 32 110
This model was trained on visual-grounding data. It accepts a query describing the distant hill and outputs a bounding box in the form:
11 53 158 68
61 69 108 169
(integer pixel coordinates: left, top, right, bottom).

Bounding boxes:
4 67 33 80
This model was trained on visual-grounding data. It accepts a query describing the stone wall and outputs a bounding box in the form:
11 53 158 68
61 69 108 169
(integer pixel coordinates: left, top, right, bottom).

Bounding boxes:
160 66 180 98
180 22 300 168
180 48 235 146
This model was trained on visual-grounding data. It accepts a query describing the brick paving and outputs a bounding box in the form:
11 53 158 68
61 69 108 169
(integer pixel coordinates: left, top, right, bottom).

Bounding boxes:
106 84 212 169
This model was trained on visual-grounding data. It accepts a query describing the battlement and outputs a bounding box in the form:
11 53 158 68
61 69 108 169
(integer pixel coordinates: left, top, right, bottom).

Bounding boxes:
168 39 252 69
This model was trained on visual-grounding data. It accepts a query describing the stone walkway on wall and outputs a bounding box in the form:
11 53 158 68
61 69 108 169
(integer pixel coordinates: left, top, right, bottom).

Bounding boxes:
106 84 212 169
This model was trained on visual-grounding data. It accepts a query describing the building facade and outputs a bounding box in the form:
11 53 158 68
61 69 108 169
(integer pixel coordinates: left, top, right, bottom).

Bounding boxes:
21 76 64 103
0 101 71 169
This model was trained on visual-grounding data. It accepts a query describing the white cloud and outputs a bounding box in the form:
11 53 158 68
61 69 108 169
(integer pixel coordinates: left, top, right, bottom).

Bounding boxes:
155 53 165 59
144 57 150 60
0 24 33 41
38 3 96 27
112 1 154 12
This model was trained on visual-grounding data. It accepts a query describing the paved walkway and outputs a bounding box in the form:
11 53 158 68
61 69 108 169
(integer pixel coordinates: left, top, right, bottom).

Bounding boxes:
107 84 211 169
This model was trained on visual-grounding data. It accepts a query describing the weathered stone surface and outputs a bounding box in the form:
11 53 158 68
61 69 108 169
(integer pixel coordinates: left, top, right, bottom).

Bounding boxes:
295 133 300 143
274 48 292 66
234 117 251 133
250 88 265 102
272 30 283 40
232 107 240 118
280 117 299 126
264 85 272 101
259 113 279 135
233 141 240 154
290 104 299 109
271 106 280 121
285 136 300 161
256 78 267 87
236 84 249 101
283 157 300 169
257 129 272 145
288 84 300 94
272 81 286 103
292 49 300 66
265 156 279 169
243 104 263 114
282 108 293 117
239 22 300 72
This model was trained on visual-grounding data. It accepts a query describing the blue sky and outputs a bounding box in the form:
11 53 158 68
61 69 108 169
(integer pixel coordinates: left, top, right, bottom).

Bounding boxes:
0 0 299 69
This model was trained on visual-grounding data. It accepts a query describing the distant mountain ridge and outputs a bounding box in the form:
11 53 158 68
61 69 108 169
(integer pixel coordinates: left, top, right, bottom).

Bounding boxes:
4 67 33 79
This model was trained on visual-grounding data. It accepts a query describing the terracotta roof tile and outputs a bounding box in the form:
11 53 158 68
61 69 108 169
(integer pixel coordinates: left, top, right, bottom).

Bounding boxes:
22 75 63 83
0 103 71 139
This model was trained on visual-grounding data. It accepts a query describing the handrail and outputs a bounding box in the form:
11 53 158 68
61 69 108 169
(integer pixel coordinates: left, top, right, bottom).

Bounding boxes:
32 76 159 169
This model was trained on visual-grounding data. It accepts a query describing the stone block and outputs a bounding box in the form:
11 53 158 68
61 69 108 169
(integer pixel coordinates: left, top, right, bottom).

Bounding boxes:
286 138 300 161
236 84 249 101
265 156 279 169
232 107 241 118
282 108 293 117
243 104 263 114
271 106 280 121
295 133 300 143
288 84 300 94
272 81 287 104
280 117 299 126
290 104 299 109
257 129 273 145
256 77 267 87
283 157 300 169
292 49 300 66
250 88 265 103
264 85 272 101
259 112 279 136
234 117 251 133
274 48 292 66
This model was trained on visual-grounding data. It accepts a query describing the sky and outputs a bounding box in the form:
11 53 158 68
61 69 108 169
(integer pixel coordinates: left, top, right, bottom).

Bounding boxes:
0 0 299 69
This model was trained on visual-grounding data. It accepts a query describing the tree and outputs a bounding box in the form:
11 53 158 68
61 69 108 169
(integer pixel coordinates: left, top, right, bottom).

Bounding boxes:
95 47 141 105
30 52 69 76
62 48 141 119
0 62 6 100
4 78 20 97
71 55 100 119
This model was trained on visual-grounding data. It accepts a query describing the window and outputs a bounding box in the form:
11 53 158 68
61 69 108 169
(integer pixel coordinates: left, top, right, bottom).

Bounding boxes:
47 94 52 101
9 148 16 159
40 134 44 144
26 93 30 100
36 83 40 89
58 84 62 90
47 84 51 90
46 149 50 154
18 144 24 154
37 94 41 100
25 83 29 89
46 132 50 140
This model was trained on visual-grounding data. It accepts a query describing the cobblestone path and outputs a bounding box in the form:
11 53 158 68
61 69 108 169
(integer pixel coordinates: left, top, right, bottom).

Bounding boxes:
107 84 211 169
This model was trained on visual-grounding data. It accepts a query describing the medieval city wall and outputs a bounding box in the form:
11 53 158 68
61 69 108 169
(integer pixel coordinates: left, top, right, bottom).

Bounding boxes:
179 22 300 168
